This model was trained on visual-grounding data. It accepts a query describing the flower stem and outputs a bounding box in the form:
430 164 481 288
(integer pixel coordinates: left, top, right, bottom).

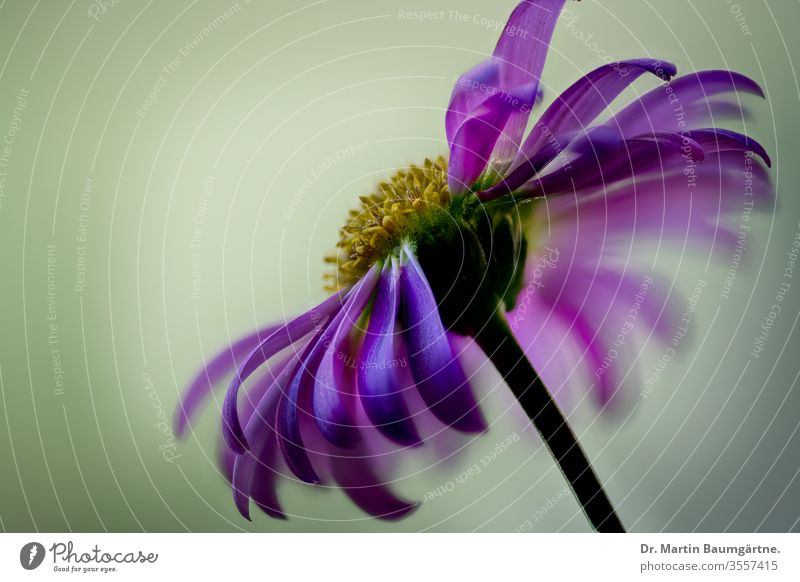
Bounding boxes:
473 312 625 532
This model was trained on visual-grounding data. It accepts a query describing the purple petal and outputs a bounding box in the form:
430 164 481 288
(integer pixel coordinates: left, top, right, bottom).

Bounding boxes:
330 452 418 520
176 323 280 438
232 359 295 520
527 146 772 296
239 356 295 425
479 136 569 200
219 438 236 484
513 126 624 196
502 59 676 191
274 269 378 481
276 335 324 484
686 99 753 124
515 236 677 409
446 0 567 190
520 130 704 198
554 302 615 406
493 0 566 89
487 0 566 166
628 131 705 162
445 59 500 146
609 70 765 137
399 246 486 432
313 266 380 448
447 92 517 193
683 128 771 167
587 131 705 190
623 150 770 239
487 81 540 172
222 291 346 454
358 259 421 446
549 269 674 406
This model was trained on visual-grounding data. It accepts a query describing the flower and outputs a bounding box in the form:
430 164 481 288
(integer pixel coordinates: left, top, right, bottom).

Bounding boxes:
175 0 771 526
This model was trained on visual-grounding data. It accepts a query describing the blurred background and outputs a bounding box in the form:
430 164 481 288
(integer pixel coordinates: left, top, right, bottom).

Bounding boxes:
0 0 798 532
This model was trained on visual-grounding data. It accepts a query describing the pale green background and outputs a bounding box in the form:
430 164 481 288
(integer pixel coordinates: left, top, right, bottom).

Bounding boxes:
0 0 798 532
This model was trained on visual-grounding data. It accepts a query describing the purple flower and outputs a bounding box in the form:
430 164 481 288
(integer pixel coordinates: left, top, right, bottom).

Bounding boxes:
175 0 771 526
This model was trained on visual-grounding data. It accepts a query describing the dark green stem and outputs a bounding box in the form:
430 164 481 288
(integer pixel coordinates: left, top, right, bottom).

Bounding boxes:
473 312 625 533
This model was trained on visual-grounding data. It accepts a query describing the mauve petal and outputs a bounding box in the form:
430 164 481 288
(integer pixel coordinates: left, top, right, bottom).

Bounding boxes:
448 1 563 170
358 259 421 446
313 266 380 448
591 150 772 245
400 247 486 432
541 59 677 139
504 59 676 188
221 291 345 454
479 137 568 200
550 268 674 402
512 141 771 363
276 267 378 481
555 302 615 405
518 92 772 405
447 92 518 193
515 252 617 406
535 148 770 272
594 271 674 341
683 128 771 167
231 457 254 520
223 357 293 514
445 59 500 146
249 477 287 519
510 305 581 410
248 389 292 518
517 231 677 408
276 336 324 484
687 99 753 124
219 439 236 484
588 131 704 191
609 70 764 137
521 131 704 197
487 81 541 172
514 127 625 196
176 323 280 438
239 357 295 424
484 0 566 170
232 359 294 520
330 452 418 520
493 0 566 89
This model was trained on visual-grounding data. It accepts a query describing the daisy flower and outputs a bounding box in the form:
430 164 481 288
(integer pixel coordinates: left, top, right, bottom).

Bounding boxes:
176 0 771 532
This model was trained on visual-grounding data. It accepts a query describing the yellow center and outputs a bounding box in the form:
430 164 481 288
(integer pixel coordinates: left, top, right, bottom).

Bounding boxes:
325 156 450 290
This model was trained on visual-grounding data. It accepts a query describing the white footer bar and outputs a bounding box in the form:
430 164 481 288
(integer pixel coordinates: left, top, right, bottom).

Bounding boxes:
1 533 797 581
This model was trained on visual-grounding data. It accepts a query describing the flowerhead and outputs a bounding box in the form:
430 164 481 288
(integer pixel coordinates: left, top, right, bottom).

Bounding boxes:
176 0 771 520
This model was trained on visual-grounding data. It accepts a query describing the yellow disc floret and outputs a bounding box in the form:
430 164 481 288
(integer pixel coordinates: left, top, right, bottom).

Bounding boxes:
325 156 450 290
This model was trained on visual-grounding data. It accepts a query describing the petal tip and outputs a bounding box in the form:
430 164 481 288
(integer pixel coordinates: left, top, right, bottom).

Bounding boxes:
376 500 420 522
662 60 678 80
222 423 249 455
379 422 423 448
317 421 363 450
174 414 188 440
256 502 287 520
451 410 488 434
